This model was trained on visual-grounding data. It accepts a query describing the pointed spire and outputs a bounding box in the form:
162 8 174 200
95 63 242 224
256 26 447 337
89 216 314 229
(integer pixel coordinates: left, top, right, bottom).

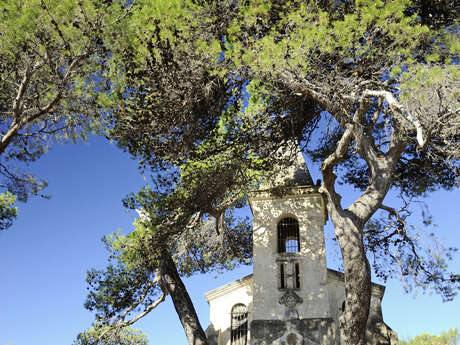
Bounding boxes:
260 142 313 190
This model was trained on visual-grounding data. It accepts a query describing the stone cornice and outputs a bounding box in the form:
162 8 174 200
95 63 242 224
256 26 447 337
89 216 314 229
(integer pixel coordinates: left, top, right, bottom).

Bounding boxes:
204 274 253 304
204 269 386 304
248 185 320 199
248 185 328 225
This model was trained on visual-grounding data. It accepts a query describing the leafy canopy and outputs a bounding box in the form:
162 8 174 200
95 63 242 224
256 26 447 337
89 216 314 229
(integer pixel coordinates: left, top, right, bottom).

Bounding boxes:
74 325 148 345
0 0 122 229
400 327 459 345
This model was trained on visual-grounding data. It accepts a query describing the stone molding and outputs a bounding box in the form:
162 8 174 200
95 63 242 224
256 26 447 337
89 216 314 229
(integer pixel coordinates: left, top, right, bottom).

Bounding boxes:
248 186 321 201
279 289 303 320
204 274 253 303
248 187 327 225
204 269 385 306
250 318 336 345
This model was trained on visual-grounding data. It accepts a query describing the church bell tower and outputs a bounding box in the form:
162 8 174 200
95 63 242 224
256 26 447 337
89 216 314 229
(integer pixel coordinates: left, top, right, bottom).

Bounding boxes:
205 144 396 345
248 146 333 345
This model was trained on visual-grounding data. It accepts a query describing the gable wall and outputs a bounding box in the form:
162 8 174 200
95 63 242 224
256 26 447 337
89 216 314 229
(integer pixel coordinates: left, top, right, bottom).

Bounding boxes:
205 277 253 345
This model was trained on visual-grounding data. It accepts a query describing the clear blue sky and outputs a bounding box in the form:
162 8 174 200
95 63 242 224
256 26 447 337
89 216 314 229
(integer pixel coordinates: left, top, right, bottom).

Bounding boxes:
0 135 459 345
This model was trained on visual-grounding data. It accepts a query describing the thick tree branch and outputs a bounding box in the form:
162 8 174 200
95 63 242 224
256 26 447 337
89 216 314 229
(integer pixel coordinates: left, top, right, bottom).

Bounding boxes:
280 71 344 118
12 64 32 118
352 95 380 166
161 250 208 345
347 91 409 224
319 123 355 211
1 63 35 154
363 89 427 147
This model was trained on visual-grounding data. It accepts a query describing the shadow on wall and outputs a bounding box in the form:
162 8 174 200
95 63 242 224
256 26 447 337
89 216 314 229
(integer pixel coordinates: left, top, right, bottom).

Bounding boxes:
366 321 399 345
207 319 398 345
250 318 336 345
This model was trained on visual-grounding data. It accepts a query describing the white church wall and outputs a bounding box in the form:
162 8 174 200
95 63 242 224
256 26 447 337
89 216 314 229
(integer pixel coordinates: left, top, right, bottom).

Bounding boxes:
205 276 253 345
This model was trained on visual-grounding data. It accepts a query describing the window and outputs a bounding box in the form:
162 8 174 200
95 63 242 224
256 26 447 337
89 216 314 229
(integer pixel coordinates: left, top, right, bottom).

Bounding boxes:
280 262 286 289
231 304 248 345
278 217 300 253
279 261 301 289
295 262 300 289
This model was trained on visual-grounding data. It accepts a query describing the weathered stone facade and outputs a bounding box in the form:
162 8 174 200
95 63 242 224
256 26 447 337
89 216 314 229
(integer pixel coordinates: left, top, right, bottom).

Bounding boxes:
205 150 397 345
251 318 336 345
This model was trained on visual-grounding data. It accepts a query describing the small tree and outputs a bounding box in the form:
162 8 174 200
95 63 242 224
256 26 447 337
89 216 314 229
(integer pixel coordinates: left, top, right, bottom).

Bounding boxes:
84 186 252 345
400 327 459 345
74 325 148 345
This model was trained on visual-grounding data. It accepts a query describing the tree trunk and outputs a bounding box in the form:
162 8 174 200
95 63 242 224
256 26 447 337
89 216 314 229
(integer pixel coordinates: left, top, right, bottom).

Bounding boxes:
161 251 209 345
329 207 372 345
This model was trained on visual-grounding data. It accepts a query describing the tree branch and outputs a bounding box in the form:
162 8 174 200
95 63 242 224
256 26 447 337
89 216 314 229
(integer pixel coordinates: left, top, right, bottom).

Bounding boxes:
12 64 32 118
114 0 138 23
346 92 408 224
363 89 427 147
280 71 344 118
94 271 168 345
319 123 355 211
23 54 87 125
1 54 87 156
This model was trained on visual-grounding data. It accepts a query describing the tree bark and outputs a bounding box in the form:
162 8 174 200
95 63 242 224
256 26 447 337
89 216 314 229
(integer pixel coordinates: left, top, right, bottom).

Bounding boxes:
319 118 374 345
329 206 371 345
316 90 408 345
161 251 209 345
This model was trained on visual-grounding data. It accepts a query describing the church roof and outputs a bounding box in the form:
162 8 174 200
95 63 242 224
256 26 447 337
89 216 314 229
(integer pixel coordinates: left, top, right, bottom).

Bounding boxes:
259 143 313 190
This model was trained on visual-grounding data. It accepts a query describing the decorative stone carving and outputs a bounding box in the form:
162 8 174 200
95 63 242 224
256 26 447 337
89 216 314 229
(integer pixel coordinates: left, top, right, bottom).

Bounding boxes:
286 332 300 345
279 289 303 320
272 320 309 345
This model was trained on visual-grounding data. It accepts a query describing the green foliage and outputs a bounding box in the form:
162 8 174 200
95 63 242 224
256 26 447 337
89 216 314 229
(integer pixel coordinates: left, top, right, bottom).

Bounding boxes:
79 2 459 342
85 259 159 321
74 325 148 345
85 183 252 326
226 0 454 74
0 0 108 158
0 0 119 229
0 192 18 230
105 0 239 174
400 327 459 345
97 0 460 303
120 184 253 276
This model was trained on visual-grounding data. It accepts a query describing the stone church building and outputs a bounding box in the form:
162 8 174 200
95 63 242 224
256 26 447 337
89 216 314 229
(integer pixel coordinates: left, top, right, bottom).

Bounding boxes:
204 150 398 345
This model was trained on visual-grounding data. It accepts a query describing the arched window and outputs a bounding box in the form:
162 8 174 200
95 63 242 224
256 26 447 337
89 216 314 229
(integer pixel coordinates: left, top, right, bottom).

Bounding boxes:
231 303 248 345
278 217 300 253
